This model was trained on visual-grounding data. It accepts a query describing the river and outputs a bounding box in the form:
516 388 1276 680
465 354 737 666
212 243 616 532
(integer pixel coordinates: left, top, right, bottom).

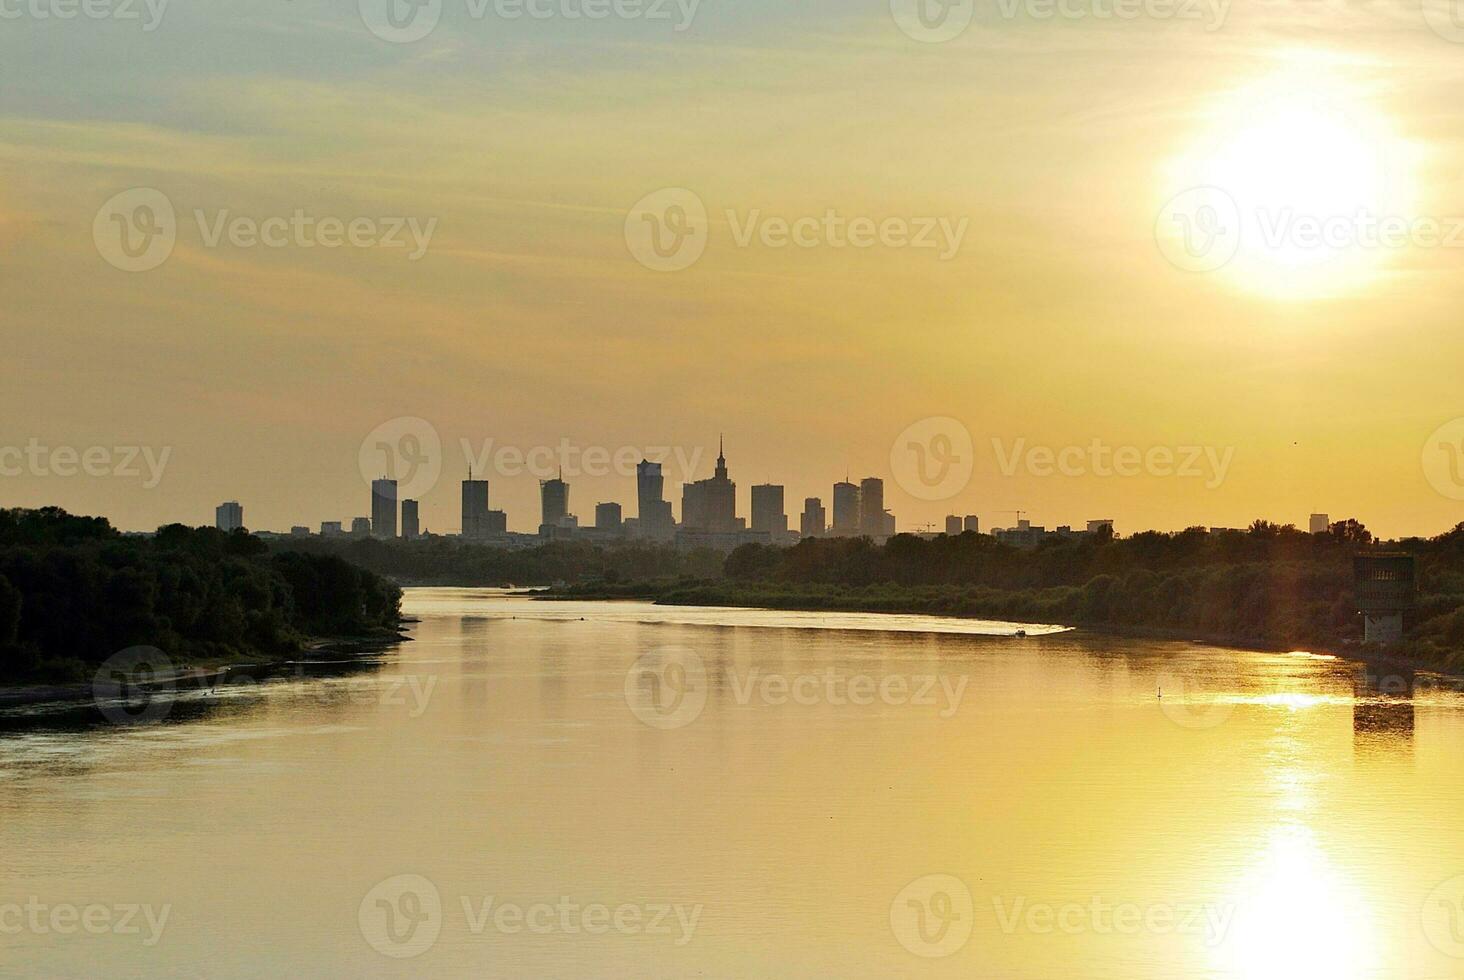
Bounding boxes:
1 587 1462 978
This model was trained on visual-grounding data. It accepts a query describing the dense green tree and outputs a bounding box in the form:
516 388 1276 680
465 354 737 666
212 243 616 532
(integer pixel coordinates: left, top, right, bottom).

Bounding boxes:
0 509 402 683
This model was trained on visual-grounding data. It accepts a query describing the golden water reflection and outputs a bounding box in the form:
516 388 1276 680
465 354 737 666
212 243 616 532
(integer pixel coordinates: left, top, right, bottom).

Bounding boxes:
0 590 1462 978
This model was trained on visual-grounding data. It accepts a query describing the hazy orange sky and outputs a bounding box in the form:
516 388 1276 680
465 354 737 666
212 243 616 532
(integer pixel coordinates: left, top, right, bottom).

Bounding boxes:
2 0 1463 537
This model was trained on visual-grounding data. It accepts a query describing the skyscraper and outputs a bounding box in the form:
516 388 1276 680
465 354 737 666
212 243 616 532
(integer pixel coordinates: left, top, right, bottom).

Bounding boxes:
1310 513 1330 534
541 476 570 528
751 484 787 538
945 515 962 536
859 478 884 536
832 481 860 536
963 515 979 534
636 459 675 539
462 476 490 539
801 497 826 538
215 501 243 532
371 478 398 539
680 437 737 533
402 499 420 539
596 502 623 532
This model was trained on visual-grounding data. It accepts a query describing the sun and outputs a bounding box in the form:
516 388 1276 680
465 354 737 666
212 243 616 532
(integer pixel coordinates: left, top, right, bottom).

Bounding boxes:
1161 58 1417 300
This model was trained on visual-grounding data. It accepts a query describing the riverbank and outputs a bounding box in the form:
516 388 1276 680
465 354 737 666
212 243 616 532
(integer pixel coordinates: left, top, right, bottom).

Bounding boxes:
543 581 1464 681
0 626 412 710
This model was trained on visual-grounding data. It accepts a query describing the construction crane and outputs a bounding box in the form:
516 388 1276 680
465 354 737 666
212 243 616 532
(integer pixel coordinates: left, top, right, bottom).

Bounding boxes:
996 510 1028 523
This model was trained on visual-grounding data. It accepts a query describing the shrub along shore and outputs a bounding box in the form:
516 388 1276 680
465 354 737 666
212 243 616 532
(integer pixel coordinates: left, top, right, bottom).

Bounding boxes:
550 521 1464 673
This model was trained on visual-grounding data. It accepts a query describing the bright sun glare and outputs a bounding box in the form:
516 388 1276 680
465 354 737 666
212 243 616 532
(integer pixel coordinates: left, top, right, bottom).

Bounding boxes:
1164 59 1416 300
1214 825 1378 979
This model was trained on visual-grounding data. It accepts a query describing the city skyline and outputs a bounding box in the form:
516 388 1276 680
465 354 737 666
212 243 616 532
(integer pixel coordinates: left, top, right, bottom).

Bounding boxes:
6 12 1464 543
186 430 1432 545
8 420 1463 540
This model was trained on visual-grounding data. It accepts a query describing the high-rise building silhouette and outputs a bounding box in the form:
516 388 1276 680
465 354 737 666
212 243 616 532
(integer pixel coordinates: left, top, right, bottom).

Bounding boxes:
859 478 884 536
800 497 826 538
215 501 243 532
832 481 860 536
945 515 962 536
596 502 623 532
751 484 787 539
681 437 737 533
462 475 490 539
350 516 371 536
963 515 979 534
636 459 675 539
541 476 571 529
1310 513 1330 534
402 499 420 539
371 478 398 539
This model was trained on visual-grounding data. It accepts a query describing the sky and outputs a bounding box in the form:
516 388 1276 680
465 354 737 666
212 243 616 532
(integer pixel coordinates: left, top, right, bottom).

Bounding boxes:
2 0 1463 538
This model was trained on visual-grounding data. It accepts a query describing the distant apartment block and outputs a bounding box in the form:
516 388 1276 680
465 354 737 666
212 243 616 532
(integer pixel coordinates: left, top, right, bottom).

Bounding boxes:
596 502 623 532
945 515 963 536
320 521 344 537
350 517 372 536
215 501 243 532
1310 513 1330 535
402 499 420 539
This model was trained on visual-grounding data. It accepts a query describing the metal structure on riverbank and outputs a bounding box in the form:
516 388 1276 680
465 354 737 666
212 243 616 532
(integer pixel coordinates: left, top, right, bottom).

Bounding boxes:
1354 553 1416 644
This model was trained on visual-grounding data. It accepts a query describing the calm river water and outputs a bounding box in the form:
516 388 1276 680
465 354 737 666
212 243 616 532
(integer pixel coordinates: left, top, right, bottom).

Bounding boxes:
2 588 1463 978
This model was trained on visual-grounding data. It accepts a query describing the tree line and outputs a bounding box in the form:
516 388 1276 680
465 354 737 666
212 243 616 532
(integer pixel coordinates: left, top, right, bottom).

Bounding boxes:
0 508 402 684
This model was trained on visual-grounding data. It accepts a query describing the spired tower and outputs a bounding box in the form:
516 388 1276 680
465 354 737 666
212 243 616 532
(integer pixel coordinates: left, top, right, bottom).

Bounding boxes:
1353 553 1415 644
682 436 737 533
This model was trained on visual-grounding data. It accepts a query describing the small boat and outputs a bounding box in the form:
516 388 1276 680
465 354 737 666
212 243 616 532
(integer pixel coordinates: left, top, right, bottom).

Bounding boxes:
1014 629 1028 638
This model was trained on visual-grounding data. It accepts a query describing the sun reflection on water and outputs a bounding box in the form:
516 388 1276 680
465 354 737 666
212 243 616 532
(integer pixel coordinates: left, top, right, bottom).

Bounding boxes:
1212 824 1377 980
